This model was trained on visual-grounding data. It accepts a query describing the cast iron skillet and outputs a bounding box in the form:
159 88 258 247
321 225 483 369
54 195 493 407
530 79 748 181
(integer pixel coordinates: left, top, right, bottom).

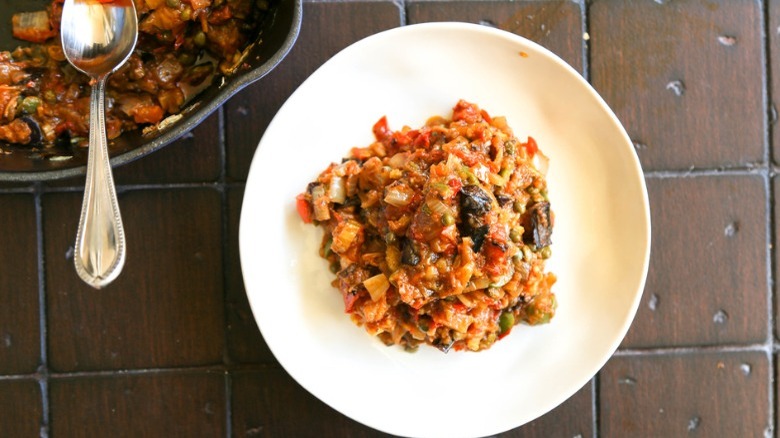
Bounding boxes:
0 0 301 181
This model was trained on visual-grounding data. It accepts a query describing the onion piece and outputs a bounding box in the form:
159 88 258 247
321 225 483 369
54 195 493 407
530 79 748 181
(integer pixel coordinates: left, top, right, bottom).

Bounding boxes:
533 150 550 176
363 273 390 302
471 163 490 183
384 183 414 207
425 197 453 218
445 153 462 173
331 220 361 254
328 176 346 204
387 152 409 168
12 11 55 43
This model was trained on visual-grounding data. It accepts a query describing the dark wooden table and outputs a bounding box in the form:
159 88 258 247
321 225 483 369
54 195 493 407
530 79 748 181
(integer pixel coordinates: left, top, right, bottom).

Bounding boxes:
0 0 775 436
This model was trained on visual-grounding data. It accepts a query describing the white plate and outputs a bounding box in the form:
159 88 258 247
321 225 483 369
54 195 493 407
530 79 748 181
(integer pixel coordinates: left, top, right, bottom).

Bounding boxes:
240 22 651 438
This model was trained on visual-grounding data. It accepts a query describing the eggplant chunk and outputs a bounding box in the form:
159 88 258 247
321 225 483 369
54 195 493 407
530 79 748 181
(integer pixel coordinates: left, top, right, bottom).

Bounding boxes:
459 185 492 216
470 224 489 252
401 238 420 266
526 201 552 248
458 184 494 250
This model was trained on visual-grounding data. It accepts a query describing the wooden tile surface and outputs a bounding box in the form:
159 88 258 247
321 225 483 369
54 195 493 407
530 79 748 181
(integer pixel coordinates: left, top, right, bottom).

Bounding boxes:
50 372 226 437
0 1 775 437
0 194 40 375
225 1 403 181
0 379 42 437
407 0 583 72
623 175 768 348
600 352 770 437
590 0 764 171
113 111 223 184
225 186 274 364
43 189 224 371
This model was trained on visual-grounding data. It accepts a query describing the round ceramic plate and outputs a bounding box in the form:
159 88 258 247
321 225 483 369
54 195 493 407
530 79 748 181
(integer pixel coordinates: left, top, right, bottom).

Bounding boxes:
240 22 651 438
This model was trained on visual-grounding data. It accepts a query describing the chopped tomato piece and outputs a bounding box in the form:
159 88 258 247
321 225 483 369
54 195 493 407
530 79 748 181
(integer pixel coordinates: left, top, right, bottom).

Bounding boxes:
295 193 313 224
525 136 538 156
132 105 165 124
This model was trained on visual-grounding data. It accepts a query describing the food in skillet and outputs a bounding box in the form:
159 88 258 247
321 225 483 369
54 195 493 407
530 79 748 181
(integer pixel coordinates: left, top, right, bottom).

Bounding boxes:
296 100 557 352
0 0 270 149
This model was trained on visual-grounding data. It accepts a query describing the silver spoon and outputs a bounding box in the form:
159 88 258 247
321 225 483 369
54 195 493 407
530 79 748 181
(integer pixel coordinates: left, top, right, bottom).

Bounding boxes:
61 0 138 288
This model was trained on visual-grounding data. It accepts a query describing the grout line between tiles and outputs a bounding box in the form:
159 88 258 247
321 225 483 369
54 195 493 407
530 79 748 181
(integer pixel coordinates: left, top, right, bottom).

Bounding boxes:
582 2 596 436
580 0 589 83
0 363 280 381
760 0 776 435
33 183 51 438
213 101 235 438
224 372 233 438
216 104 234 438
616 343 772 357
644 165 769 179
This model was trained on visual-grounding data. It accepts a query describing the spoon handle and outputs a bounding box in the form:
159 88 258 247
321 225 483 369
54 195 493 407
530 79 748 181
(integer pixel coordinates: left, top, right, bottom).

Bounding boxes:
74 76 126 289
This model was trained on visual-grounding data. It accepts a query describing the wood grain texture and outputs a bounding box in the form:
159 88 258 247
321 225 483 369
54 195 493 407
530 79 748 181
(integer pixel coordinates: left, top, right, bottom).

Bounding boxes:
623 176 768 348
224 1 403 181
231 369 387 438
500 382 592 437
225 186 275 364
600 352 770 437
407 0 583 73
50 372 226 437
0 379 42 437
232 368 593 437
43 189 225 371
0 194 40 375
590 0 764 171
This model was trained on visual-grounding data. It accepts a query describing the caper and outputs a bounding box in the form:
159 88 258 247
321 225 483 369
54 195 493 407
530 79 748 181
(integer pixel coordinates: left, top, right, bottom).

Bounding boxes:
166 0 180 7
540 246 552 259
180 5 192 21
177 52 196 66
512 200 525 214
509 227 523 243
193 30 207 47
441 213 455 226
504 140 516 155
522 245 533 261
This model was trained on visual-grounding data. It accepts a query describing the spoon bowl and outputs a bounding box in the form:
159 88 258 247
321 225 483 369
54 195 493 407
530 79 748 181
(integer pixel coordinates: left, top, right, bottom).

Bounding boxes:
61 0 138 78
60 0 138 288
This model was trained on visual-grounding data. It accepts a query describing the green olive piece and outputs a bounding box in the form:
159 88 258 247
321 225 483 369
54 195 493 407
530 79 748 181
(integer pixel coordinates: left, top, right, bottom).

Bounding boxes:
20 96 41 114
